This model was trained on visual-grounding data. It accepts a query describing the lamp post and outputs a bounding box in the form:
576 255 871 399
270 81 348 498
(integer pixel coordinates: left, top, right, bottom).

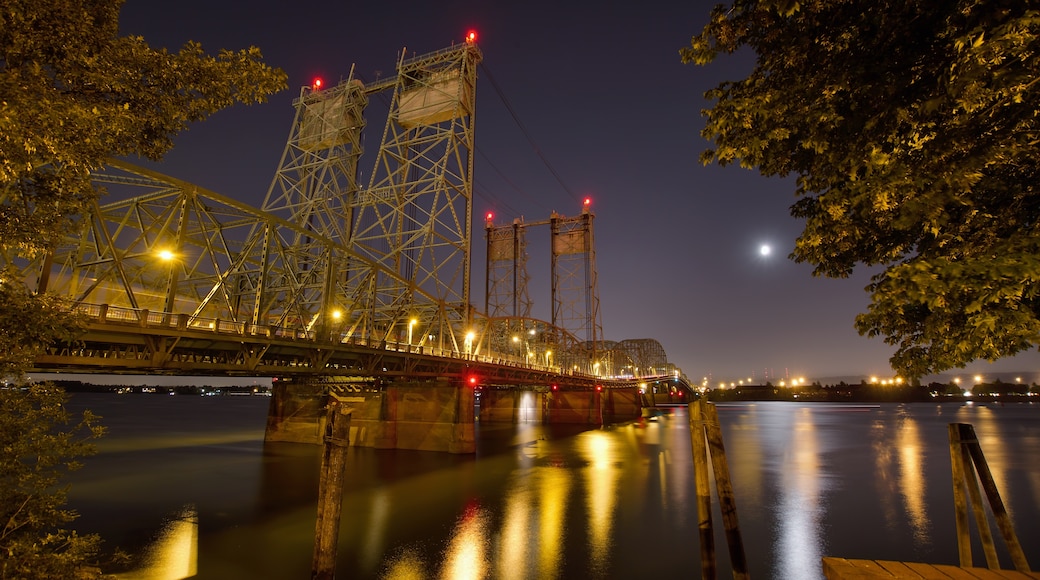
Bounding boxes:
408 318 417 348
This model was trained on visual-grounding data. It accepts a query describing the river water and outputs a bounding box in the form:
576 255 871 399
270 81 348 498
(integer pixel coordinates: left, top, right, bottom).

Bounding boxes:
63 394 1040 579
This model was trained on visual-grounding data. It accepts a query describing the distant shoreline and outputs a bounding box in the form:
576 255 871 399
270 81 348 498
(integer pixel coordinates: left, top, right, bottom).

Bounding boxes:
704 382 1038 404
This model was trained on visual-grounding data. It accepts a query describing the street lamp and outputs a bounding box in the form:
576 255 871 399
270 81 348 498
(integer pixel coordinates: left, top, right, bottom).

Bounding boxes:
545 350 552 368
465 331 475 356
408 318 417 347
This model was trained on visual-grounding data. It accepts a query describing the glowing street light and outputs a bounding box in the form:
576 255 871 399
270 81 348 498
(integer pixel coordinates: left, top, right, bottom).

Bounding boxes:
464 331 475 355
408 318 417 346
545 350 552 367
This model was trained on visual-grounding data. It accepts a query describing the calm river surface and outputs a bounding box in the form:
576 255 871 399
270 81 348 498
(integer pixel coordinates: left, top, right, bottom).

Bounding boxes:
63 394 1040 579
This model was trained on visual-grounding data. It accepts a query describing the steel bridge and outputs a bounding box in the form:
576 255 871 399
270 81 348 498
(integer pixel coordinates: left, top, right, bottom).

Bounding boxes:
6 38 692 451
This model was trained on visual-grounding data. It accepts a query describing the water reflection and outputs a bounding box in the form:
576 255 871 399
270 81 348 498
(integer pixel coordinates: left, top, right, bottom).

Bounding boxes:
895 410 930 545
61 396 1040 580
581 431 621 577
113 505 198 580
533 467 569 578
441 502 491 579
774 407 824 580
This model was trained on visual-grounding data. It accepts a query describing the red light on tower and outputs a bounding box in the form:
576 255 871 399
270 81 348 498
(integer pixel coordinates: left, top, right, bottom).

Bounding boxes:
313 78 323 90
466 31 478 43
486 212 494 221
584 197 591 207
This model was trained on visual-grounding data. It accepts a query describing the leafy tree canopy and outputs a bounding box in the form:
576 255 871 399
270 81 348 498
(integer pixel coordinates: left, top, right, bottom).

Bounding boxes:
1 0 288 255
0 1 286 576
0 383 107 579
683 0 1040 378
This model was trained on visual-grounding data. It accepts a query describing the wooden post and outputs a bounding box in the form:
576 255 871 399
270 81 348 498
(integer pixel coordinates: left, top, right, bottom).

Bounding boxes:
312 399 352 580
690 400 717 579
949 423 1031 572
948 424 973 567
704 403 749 579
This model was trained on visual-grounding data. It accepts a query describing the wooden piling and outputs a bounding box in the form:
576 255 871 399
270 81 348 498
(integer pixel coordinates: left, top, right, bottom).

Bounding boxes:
690 400 749 579
312 399 353 580
948 423 1031 572
704 403 749 579
690 400 717 579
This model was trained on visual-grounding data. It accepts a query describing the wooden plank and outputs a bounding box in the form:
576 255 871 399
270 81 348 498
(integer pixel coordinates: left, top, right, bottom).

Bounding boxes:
904 561 958 579
822 559 1040 580
823 557 894 579
876 560 927 577
930 563 999 579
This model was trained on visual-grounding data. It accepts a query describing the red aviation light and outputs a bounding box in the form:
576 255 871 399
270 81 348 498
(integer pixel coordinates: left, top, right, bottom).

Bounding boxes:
467 375 479 387
466 31 478 43
313 78 323 90
486 212 494 221
584 197 591 207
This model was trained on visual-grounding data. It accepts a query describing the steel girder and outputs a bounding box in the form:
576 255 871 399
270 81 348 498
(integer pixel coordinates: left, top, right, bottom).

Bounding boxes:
350 41 482 335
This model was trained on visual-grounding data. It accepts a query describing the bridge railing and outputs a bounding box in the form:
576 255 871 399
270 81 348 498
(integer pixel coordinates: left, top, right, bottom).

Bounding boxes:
72 302 585 376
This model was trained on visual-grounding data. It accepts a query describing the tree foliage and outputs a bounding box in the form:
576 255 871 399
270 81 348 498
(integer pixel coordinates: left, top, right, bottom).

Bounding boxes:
1 0 288 255
683 0 1040 378
0 0 287 576
0 384 106 580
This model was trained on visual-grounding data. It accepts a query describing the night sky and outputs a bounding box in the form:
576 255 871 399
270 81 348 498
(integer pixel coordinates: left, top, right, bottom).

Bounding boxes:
111 0 1040 385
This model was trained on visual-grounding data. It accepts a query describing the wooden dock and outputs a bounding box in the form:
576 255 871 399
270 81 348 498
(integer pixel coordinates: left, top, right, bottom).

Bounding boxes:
823 558 1040 579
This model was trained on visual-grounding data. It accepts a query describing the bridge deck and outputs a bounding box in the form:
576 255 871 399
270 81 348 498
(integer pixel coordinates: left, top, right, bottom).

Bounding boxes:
822 558 1040 579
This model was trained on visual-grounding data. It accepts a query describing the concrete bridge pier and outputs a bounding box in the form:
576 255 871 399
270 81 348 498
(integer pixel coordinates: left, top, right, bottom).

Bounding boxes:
265 379 476 454
543 386 642 425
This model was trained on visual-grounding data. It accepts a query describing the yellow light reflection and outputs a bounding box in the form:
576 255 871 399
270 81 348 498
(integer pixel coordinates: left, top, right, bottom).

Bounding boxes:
537 468 570 578
440 503 489 580
896 415 930 544
581 431 620 576
497 480 532 580
382 548 424 580
115 504 197 580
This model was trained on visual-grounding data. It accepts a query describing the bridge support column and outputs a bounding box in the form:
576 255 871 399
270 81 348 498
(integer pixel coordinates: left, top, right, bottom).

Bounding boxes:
265 380 327 443
479 389 546 423
266 379 475 453
544 386 642 425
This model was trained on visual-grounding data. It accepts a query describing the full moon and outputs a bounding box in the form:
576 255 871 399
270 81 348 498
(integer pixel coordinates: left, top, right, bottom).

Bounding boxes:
759 244 772 257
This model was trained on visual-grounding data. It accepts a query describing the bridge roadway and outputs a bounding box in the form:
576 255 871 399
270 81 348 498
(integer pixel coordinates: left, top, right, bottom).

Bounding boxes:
34 302 694 453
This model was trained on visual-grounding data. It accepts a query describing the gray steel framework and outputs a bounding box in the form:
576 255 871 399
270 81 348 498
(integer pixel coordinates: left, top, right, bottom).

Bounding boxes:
485 216 532 319
0 38 685 384
551 204 603 366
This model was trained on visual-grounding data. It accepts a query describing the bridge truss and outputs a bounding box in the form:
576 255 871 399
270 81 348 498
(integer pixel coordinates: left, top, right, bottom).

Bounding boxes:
3 38 624 380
